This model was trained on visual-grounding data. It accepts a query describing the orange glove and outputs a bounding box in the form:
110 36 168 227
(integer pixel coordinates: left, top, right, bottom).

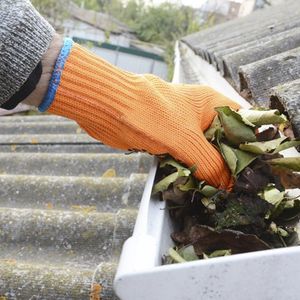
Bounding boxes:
42 40 240 189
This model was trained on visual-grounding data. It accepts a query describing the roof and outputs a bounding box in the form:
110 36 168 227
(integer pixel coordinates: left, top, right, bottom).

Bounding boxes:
181 0 300 135
0 113 152 299
69 2 135 35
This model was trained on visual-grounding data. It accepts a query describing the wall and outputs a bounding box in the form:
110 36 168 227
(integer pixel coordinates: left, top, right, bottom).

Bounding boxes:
91 46 168 80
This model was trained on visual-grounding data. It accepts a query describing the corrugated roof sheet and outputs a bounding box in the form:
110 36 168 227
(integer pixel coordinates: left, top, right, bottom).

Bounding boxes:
182 0 300 135
0 114 152 299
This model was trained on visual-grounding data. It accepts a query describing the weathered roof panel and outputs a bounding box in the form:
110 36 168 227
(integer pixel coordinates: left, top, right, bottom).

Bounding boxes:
270 79 300 137
0 115 152 299
181 0 300 134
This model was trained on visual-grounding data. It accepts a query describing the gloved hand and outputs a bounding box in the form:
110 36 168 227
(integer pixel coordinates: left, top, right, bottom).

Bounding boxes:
40 39 240 189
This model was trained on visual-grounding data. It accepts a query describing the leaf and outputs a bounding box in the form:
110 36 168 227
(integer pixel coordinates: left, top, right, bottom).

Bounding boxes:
239 137 287 154
162 176 190 205
234 149 257 175
178 245 199 261
207 249 231 258
276 199 300 222
220 143 237 175
238 108 288 126
178 176 196 191
256 127 279 142
271 167 300 189
189 225 270 255
267 157 300 172
259 185 284 207
152 171 181 194
201 197 216 210
215 106 256 145
90 283 102 300
102 168 116 177
273 139 300 153
204 115 222 140
160 158 191 176
168 247 186 263
199 185 218 197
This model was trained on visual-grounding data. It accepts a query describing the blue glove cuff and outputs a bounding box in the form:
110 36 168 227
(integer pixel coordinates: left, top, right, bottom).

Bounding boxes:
39 38 74 112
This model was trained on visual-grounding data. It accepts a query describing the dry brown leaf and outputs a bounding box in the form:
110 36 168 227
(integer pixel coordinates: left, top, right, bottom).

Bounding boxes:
90 283 102 300
272 167 300 189
46 203 54 210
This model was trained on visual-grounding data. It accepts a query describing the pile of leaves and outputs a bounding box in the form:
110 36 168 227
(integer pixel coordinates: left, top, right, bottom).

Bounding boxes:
153 107 300 264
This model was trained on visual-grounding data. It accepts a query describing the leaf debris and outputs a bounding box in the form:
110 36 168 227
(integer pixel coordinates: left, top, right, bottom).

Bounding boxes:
154 107 300 264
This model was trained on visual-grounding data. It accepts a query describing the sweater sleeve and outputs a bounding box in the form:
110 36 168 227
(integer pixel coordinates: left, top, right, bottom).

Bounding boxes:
0 0 54 108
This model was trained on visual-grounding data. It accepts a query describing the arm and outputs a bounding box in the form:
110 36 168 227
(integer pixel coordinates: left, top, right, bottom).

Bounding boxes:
0 0 240 189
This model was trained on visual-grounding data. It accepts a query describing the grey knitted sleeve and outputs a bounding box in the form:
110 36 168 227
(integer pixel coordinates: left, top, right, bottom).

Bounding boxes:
0 0 55 107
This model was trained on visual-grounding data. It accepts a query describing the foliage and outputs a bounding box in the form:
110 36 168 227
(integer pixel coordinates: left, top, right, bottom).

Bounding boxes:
31 0 70 29
32 0 202 78
154 107 300 264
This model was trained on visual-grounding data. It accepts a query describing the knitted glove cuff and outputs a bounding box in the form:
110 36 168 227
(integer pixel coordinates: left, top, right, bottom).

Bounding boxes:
0 0 55 107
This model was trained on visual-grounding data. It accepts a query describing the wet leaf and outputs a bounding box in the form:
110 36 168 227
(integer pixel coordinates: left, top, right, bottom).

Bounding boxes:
256 127 279 142
189 225 270 255
238 108 288 126
215 106 256 145
271 167 300 189
276 199 300 222
268 157 300 172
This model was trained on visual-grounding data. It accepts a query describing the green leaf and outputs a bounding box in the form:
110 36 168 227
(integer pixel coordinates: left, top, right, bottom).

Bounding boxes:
259 185 285 207
220 143 237 175
178 176 196 191
239 137 287 154
168 247 186 263
200 185 218 197
267 157 300 172
234 148 257 175
273 139 300 153
215 106 256 145
208 249 231 258
152 172 181 194
179 245 199 261
201 197 216 210
204 115 222 140
238 108 288 126
160 158 191 176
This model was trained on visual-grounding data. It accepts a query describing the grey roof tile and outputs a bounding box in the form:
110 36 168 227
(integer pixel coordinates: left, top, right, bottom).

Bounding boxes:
0 114 151 299
181 0 300 134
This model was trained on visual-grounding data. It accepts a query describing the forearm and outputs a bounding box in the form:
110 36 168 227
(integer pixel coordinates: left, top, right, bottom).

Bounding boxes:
0 0 55 110
23 34 63 107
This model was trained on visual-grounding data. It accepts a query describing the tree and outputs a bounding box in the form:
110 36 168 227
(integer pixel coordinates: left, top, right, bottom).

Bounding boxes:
31 0 70 29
